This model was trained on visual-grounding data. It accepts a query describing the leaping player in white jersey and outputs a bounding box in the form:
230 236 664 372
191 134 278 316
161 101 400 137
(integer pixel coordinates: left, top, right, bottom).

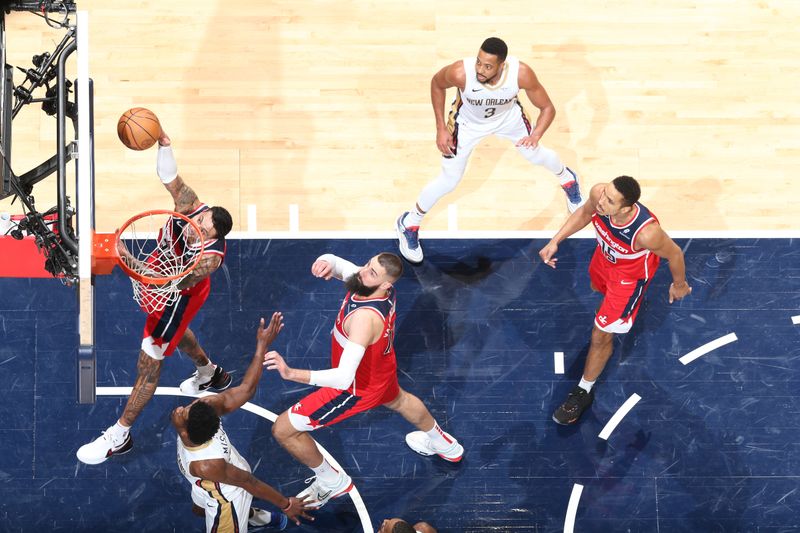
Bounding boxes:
173 312 316 531
396 37 585 263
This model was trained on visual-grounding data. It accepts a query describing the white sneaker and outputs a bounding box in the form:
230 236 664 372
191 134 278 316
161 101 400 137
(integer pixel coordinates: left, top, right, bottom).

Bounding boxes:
179 365 232 396
395 212 424 264
405 430 464 463
296 470 354 509
562 167 586 214
76 426 133 465
249 507 288 530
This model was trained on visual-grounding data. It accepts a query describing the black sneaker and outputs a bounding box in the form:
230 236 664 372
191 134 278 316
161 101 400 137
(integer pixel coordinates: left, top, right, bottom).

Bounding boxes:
179 365 232 395
553 385 594 425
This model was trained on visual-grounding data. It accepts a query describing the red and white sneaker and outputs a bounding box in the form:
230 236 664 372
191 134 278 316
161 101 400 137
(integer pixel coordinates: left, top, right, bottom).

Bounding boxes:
76 427 133 465
405 430 464 462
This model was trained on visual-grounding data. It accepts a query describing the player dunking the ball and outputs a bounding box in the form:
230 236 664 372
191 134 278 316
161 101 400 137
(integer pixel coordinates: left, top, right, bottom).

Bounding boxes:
264 252 464 508
396 37 585 263
78 130 235 464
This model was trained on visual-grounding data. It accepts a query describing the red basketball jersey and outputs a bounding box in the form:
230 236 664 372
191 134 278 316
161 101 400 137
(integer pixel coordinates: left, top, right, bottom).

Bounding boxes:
331 287 397 396
591 203 661 280
159 204 226 298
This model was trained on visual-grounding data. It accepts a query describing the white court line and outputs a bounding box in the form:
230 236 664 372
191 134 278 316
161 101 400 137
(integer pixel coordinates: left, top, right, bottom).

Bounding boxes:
792 315 800 325
447 204 458 231
289 204 300 233
563 483 583 533
679 333 738 365
598 393 641 440
96 386 373 533
247 204 257 233
554 352 565 374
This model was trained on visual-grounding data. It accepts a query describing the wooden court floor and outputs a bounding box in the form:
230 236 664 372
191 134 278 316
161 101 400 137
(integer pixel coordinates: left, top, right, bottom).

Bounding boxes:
2 1 799 233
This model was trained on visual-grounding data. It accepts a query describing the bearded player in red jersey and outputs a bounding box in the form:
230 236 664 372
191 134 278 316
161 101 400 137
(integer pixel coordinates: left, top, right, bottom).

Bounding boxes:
539 176 691 425
263 252 464 508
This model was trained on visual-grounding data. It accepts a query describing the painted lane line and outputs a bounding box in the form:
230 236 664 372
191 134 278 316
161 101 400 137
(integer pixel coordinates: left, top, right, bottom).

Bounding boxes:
96 386 373 533
289 204 300 233
679 333 738 365
563 483 584 533
598 393 641 440
554 352 565 374
448 204 458 232
247 204 257 232
792 315 800 325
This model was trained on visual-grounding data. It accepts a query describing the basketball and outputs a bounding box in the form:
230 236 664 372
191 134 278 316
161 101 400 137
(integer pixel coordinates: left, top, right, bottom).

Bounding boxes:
117 107 161 150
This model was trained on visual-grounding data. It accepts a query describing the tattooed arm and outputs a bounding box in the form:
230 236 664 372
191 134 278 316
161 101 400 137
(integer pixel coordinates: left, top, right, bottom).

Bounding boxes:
177 253 222 290
157 131 202 215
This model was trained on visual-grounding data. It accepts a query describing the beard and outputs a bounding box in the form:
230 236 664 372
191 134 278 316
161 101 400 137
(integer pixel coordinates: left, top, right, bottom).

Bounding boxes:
345 272 379 297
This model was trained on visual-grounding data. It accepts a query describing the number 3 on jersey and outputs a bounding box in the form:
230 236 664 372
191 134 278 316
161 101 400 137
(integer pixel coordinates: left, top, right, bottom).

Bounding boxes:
484 107 497 118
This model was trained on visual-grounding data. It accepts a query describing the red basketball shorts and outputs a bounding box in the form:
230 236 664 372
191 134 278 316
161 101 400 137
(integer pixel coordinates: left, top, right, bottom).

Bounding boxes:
140 282 210 359
287 379 400 432
588 249 660 334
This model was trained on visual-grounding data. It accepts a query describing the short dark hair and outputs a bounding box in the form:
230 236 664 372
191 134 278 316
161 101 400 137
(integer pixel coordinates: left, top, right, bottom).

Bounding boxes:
377 252 404 280
612 175 641 207
186 401 220 445
391 521 416 533
480 37 508 61
210 206 233 238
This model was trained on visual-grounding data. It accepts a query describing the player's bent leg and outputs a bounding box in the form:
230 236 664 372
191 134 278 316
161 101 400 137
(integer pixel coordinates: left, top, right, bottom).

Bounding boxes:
584 326 616 381
121 349 164 426
396 149 472 264
177 327 210 367
76 349 160 464
178 328 232 396
552 327 614 426
511 139 586 213
385 388 464 463
273 412 354 509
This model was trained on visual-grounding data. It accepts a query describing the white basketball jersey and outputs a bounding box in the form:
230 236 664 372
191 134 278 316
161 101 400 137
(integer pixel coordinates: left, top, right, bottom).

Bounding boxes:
176 424 251 507
456 56 521 124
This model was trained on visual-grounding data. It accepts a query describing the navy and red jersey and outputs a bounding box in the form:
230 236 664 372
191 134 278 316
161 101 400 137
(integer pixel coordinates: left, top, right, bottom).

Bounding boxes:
161 204 226 297
331 287 397 397
590 202 660 280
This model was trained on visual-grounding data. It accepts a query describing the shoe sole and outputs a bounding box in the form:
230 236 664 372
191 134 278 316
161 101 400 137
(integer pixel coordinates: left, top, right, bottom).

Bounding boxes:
407 440 464 462
305 481 355 509
77 435 133 465
552 414 579 426
199 373 232 392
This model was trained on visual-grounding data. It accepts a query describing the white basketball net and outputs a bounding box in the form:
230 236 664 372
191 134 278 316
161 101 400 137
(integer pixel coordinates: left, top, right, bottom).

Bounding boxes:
118 212 203 314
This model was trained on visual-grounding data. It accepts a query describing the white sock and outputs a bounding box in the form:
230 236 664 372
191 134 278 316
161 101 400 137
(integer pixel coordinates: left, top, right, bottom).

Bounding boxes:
402 206 425 228
556 166 576 186
110 421 130 439
197 362 215 378
311 458 340 484
425 421 453 449
578 377 595 392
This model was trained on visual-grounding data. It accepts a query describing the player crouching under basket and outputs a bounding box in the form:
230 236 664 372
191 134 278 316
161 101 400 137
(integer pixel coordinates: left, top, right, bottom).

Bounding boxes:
77 129 234 465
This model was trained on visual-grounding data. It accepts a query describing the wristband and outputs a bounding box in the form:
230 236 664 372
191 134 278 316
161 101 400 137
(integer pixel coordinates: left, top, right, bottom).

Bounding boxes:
281 498 292 511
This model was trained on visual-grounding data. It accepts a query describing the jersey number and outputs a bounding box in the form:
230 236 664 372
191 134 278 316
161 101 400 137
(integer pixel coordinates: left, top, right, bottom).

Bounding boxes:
484 107 497 118
599 240 618 264
383 326 395 356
